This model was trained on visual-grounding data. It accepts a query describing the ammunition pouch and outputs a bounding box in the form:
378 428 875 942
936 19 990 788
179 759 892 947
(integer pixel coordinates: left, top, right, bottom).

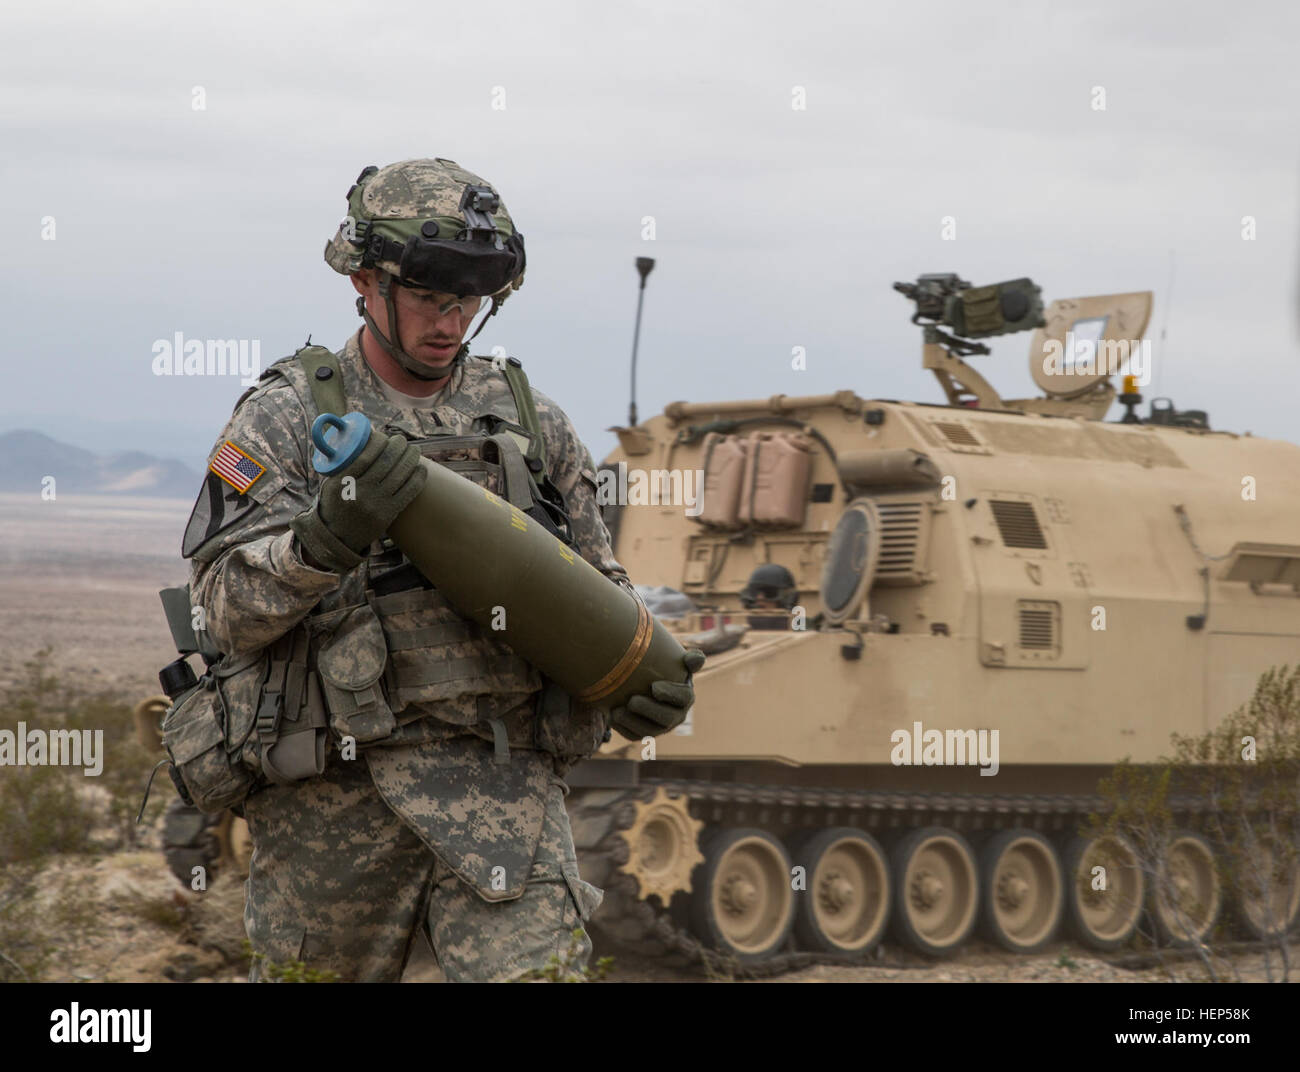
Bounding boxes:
307 601 397 744
529 678 609 771
161 651 265 813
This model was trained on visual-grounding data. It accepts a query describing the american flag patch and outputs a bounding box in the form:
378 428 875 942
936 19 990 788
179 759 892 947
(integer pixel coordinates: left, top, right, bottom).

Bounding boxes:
210 441 266 494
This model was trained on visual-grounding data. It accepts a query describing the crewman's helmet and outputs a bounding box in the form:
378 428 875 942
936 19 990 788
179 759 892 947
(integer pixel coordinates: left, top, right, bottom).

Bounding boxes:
739 563 799 610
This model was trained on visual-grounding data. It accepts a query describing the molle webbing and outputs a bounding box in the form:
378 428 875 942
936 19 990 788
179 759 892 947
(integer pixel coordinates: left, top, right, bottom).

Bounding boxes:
384 622 479 649
370 586 538 712
257 625 327 784
383 649 536 716
388 654 531 689
419 432 536 511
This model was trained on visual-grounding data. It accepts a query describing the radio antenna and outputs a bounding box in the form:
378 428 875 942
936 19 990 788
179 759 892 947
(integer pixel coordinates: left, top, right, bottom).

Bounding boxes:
628 257 655 428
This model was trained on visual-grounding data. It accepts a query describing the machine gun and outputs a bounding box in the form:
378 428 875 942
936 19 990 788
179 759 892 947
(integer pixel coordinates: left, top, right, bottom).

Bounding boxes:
893 273 1185 422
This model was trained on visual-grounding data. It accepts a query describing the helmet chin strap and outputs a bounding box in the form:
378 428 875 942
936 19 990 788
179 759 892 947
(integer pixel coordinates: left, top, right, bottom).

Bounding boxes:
356 271 468 382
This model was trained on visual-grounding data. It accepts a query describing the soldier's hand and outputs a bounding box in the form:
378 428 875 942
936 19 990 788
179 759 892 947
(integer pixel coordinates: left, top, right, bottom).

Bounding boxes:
610 648 706 740
291 433 427 572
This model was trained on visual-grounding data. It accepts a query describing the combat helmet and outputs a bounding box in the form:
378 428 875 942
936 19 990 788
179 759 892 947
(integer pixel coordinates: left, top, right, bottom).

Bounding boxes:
739 563 799 610
324 158 526 380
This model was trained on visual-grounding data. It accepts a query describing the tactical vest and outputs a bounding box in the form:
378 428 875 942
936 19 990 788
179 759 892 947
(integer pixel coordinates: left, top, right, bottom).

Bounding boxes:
282 346 591 747
158 344 604 815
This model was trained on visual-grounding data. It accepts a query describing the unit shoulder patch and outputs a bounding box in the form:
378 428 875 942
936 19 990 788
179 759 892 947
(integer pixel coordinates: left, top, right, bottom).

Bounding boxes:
182 471 262 559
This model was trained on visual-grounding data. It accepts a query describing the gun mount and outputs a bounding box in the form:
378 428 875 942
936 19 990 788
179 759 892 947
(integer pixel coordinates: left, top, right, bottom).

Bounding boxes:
894 274 1160 421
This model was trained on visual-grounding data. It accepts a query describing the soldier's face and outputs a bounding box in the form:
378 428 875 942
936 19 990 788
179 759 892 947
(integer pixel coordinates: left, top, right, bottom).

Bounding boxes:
353 270 482 371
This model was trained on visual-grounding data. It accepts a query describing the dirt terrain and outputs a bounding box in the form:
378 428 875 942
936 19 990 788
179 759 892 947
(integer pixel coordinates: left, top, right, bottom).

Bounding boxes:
0 492 190 699
1 493 1294 983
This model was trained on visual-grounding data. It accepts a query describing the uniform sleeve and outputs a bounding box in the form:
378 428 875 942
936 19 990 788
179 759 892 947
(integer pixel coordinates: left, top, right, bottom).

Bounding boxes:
533 392 630 589
184 384 342 657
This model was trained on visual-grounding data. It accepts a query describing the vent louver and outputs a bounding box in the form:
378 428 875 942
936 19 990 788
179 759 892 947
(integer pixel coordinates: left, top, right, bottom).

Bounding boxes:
1019 608 1055 649
875 502 923 577
990 500 1048 549
933 421 981 447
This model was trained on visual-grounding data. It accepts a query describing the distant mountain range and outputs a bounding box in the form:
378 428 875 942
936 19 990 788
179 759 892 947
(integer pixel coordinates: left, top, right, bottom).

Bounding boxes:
0 429 202 499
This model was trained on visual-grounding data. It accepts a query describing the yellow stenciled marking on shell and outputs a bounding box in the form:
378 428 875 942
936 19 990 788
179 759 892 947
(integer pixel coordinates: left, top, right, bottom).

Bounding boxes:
483 487 512 516
557 544 575 565
509 506 527 532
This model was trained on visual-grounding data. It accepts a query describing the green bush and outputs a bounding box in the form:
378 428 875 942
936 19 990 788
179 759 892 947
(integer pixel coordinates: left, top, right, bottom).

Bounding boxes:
0 647 164 865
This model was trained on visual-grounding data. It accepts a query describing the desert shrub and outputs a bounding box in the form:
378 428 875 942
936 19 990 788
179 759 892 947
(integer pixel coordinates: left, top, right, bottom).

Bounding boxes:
1089 665 1300 982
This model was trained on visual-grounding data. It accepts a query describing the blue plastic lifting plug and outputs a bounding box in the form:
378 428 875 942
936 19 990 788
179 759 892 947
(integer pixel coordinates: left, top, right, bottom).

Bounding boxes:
311 412 373 475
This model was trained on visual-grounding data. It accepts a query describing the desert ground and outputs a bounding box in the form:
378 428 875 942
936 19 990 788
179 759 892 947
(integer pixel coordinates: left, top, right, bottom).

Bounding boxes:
0 492 189 699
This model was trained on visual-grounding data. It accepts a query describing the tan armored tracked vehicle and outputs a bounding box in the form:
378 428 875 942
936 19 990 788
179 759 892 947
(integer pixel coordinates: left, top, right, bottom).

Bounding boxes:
567 273 1300 968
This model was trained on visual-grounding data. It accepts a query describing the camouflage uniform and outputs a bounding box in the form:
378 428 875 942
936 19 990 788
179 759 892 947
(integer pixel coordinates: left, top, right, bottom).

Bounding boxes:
185 330 621 981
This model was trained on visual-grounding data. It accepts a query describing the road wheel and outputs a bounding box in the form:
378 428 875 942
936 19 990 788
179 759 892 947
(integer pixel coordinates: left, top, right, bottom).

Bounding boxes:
1150 830 1222 947
979 830 1063 953
1233 835 1300 940
689 828 795 963
132 694 169 753
792 827 890 957
1062 834 1145 951
890 827 978 957
217 812 254 879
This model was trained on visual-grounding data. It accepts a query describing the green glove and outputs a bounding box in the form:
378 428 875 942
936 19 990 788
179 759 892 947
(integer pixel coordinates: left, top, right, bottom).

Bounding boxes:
611 648 706 740
291 432 428 572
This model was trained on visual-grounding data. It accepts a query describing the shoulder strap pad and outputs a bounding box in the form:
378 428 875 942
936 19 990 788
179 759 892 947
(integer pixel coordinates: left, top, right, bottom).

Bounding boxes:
229 344 343 424
295 345 346 419
498 357 548 480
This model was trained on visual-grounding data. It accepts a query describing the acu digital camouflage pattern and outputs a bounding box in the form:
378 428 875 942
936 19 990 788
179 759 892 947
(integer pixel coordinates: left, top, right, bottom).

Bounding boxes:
185 328 625 979
244 738 601 982
324 157 523 297
187 330 628 658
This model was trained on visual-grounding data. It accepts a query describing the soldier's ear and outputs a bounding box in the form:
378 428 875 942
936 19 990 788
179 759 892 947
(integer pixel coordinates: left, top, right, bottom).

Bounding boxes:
351 270 374 298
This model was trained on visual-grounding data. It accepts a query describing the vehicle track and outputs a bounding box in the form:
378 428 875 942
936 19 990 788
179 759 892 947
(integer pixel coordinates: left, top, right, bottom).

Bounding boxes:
571 778 1219 978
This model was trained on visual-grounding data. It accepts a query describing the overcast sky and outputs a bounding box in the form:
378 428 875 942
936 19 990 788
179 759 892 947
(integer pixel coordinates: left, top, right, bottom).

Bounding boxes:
5 0 1298 475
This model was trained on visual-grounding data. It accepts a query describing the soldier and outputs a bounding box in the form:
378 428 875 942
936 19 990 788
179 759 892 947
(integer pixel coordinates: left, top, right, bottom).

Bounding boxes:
180 158 702 981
